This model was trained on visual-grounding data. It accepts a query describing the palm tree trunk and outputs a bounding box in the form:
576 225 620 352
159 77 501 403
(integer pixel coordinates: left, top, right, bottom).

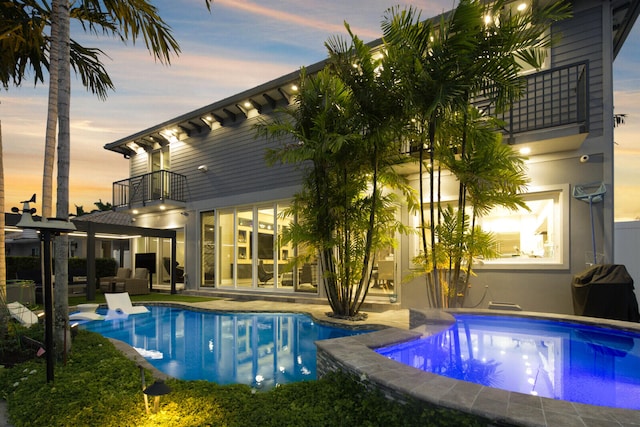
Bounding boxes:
42 0 60 220
427 119 442 308
54 0 71 358
352 149 379 315
0 121 6 304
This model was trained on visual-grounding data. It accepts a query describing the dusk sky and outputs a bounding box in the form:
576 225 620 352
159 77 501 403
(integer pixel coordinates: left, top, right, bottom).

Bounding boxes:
1 0 639 220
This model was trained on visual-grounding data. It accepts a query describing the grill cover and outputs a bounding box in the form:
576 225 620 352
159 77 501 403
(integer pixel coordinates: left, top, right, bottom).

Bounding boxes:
572 264 640 322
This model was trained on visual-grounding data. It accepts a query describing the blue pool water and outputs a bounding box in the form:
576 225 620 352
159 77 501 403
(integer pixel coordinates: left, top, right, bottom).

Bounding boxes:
79 306 366 389
376 315 640 410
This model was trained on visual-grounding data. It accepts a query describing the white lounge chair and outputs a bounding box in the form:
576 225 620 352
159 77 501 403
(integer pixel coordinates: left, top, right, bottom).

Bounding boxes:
69 303 104 321
7 301 39 326
104 292 149 315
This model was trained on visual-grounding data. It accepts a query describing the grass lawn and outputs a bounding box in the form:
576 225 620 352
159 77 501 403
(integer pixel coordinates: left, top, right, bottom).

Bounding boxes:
68 292 218 307
0 330 489 426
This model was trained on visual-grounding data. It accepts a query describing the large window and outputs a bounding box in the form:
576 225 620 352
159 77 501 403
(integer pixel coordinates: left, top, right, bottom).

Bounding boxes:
476 189 565 267
410 186 568 270
199 203 310 291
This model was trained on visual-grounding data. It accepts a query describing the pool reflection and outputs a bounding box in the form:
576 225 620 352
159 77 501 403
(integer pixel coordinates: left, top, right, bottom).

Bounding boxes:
376 315 640 410
81 306 362 389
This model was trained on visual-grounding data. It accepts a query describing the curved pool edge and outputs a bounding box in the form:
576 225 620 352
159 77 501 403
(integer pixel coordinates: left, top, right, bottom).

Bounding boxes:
316 308 640 427
75 302 386 385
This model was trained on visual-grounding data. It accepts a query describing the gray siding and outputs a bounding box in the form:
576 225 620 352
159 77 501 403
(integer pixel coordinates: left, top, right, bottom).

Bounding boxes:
125 109 302 205
171 112 301 203
553 5 604 137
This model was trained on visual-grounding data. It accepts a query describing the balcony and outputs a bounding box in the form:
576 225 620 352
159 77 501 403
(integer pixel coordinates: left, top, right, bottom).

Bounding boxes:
483 60 589 152
112 170 187 212
402 61 589 158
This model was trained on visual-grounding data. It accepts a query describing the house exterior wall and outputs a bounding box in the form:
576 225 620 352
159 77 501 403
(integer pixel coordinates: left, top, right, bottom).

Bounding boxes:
109 0 625 314
614 221 640 308
169 113 302 202
400 2 617 315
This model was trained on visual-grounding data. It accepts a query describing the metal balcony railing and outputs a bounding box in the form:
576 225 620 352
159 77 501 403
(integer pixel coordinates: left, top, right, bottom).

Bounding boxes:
112 170 187 209
482 61 589 138
402 61 589 154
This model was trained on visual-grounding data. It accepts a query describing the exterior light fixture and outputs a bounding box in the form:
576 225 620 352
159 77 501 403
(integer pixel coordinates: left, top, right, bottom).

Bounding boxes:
519 147 531 155
143 379 172 414
13 194 76 383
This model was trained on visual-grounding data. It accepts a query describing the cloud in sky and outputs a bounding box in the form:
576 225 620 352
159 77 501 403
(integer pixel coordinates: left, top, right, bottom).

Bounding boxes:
3 0 640 220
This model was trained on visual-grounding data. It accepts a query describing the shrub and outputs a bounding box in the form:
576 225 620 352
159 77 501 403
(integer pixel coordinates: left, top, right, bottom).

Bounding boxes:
0 330 489 426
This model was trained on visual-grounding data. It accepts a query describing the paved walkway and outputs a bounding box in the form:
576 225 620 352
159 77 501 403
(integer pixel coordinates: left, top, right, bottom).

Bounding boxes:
185 299 411 330
0 399 12 427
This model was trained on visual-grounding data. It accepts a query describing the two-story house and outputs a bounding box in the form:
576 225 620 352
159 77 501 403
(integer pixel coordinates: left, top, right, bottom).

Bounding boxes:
103 0 639 314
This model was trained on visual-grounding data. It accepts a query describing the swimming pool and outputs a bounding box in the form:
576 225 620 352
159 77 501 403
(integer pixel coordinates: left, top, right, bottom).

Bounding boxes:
79 305 367 389
375 314 640 410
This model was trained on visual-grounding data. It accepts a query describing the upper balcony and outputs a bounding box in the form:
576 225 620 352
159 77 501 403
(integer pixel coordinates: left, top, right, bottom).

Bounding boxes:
112 170 187 213
481 60 589 154
401 61 589 161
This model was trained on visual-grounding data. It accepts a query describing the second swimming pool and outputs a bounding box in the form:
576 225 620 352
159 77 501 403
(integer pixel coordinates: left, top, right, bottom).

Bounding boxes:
80 305 367 389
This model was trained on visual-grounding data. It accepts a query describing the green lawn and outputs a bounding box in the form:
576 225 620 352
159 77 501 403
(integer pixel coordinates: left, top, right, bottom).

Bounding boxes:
68 292 218 307
0 330 488 426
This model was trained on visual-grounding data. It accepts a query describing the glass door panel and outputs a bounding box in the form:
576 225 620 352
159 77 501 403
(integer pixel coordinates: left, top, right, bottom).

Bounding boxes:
257 207 275 289
218 210 235 287
201 211 215 287
237 209 253 288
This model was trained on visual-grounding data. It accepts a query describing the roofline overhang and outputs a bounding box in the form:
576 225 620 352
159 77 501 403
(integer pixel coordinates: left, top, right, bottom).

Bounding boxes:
103 59 328 154
613 0 640 58
103 0 640 155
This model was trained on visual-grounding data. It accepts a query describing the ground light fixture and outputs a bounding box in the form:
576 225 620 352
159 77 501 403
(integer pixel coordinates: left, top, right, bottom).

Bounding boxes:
143 379 172 414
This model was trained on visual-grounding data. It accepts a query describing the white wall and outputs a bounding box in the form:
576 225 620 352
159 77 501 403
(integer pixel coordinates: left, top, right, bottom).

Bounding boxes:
614 221 640 308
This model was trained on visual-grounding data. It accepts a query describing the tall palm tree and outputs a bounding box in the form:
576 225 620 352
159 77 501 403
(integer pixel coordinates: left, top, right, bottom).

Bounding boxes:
49 0 211 357
258 26 416 317
0 121 6 306
324 25 416 315
382 0 571 307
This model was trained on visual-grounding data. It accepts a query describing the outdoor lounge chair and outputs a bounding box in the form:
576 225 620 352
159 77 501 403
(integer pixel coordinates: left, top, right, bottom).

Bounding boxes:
99 267 131 293
69 303 104 321
121 268 150 295
7 301 39 326
105 292 149 315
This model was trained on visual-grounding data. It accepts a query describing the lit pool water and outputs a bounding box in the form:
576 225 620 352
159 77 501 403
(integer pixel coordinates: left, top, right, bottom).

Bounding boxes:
79 306 367 389
376 314 640 410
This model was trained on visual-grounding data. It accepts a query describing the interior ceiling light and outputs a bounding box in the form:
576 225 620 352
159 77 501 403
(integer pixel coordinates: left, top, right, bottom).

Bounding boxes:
517 2 528 12
520 147 531 155
291 84 298 91
244 101 251 108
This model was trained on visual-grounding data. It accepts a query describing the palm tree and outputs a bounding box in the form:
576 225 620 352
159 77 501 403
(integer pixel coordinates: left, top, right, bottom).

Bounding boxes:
257 28 415 318
381 0 571 307
323 25 416 315
2 0 212 357
0 121 6 339
49 0 211 357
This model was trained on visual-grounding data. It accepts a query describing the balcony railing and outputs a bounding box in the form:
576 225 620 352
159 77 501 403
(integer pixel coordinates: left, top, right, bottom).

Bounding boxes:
402 61 589 154
113 170 187 209
482 61 589 138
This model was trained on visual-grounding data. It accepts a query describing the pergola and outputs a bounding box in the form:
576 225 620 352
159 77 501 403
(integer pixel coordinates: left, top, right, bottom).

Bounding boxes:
71 220 178 300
